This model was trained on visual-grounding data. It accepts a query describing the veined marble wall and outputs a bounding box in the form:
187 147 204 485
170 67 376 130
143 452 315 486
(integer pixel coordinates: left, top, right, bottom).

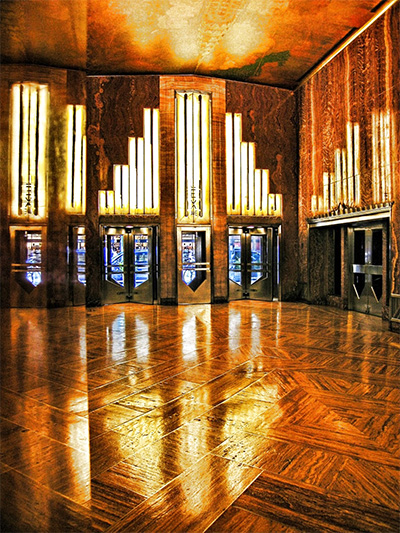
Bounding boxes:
298 3 400 297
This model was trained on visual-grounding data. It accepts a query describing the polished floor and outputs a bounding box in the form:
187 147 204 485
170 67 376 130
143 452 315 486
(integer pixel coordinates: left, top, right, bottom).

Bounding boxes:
1 301 399 532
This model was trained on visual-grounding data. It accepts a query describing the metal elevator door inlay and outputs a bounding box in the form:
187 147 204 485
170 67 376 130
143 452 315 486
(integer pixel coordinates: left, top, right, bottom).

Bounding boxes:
350 227 383 316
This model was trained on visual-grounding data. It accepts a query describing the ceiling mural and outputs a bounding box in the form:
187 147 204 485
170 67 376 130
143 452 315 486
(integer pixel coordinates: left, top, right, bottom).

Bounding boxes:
1 0 392 87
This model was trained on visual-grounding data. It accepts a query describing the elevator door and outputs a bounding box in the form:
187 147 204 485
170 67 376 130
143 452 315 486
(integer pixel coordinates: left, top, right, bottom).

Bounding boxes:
10 227 47 307
349 227 383 316
229 227 274 301
177 227 211 304
103 227 155 304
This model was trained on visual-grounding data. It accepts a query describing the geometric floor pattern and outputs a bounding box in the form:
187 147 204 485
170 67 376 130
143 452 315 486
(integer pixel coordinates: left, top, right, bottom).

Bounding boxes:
1 301 399 532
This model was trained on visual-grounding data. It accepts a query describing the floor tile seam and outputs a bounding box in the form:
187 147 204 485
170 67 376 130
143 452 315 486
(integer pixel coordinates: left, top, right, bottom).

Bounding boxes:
242 426 400 469
1 393 90 422
0 414 90 454
1 372 88 396
238 473 400 523
302 368 400 387
104 453 263 533
0 463 92 509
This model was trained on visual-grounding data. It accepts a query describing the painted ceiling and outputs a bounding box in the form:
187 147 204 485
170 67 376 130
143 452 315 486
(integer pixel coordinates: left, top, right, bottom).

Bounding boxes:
0 0 392 87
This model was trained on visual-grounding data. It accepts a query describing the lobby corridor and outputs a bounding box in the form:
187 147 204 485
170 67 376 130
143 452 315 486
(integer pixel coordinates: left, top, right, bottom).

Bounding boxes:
1 302 399 532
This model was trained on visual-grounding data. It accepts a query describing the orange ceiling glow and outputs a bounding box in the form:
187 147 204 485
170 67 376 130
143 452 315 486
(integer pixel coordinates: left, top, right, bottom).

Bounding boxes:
1 0 395 87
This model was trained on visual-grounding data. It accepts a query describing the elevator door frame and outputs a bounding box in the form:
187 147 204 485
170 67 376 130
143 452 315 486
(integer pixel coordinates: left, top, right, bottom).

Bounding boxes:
177 226 211 304
348 224 384 316
228 226 276 301
10 225 47 308
102 226 157 305
68 226 86 306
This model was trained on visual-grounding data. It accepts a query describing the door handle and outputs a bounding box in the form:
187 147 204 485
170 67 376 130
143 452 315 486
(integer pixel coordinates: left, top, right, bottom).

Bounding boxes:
370 286 379 303
352 284 361 300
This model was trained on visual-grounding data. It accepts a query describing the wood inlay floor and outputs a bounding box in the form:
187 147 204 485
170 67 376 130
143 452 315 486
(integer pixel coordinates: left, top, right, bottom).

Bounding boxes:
1 302 399 532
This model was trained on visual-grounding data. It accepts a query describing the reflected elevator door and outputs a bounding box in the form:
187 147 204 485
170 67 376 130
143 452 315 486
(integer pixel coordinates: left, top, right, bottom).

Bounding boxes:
229 227 273 301
177 227 211 304
103 227 155 304
349 227 383 316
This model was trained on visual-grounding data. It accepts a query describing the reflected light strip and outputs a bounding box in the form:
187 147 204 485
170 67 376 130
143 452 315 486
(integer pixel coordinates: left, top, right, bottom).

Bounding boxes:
144 108 153 212
152 109 160 213
11 84 21 216
226 113 233 214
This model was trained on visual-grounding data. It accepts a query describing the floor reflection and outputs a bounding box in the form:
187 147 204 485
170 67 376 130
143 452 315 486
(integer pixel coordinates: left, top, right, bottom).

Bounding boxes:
1 302 399 532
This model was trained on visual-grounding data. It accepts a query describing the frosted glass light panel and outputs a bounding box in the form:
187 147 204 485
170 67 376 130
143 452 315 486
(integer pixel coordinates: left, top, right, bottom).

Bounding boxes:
226 112 282 216
176 91 211 224
66 105 86 213
11 83 49 219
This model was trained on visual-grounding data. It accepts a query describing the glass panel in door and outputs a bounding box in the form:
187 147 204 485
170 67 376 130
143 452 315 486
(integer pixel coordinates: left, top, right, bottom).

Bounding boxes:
177 227 211 304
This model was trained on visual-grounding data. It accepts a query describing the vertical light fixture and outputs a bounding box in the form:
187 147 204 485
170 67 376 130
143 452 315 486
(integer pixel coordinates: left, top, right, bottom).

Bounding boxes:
11 82 49 218
176 91 211 223
66 104 86 213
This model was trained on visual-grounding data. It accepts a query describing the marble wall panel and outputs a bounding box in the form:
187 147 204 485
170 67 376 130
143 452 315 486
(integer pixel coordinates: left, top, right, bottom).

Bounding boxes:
298 3 400 297
226 81 299 300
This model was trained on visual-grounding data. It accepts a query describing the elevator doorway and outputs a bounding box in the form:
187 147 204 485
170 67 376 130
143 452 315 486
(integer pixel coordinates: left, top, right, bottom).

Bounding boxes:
10 226 47 307
349 226 383 316
228 227 278 301
68 226 86 306
102 226 157 304
177 226 211 304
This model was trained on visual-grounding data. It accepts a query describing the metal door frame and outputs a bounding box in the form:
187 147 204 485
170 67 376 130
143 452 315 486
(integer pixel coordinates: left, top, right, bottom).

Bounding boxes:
101 225 157 304
228 226 276 301
348 223 384 316
177 226 211 304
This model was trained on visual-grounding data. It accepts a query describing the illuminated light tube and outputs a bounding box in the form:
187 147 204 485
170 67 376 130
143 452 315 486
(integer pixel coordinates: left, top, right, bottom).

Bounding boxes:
99 190 107 214
353 123 360 205
106 190 115 214
11 84 21 217
186 93 194 216
73 105 83 211
128 137 137 214
384 109 391 201
177 93 186 220
341 149 347 205
323 172 330 212
66 105 74 210
241 142 248 214
114 165 122 212
122 165 130 214
334 148 341 205
137 137 144 212
37 85 48 218
261 169 269 214
311 195 318 213
144 108 153 212
379 111 386 201
21 85 30 214
248 143 255 215
233 114 242 214
226 113 233 214
200 94 210 221
346 122 354 205
29 86 38 209
329 173 335 210
318 196 323 212
254 169 262 215
82 135 87 214
192 94 200 218
152 109 160 214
